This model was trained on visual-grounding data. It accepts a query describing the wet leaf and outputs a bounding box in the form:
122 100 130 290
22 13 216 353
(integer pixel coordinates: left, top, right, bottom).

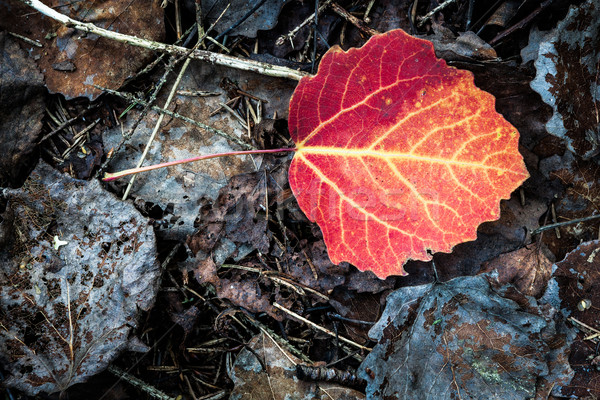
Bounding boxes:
191 166 394 320
0 162 160 395
288 29 529 278
359 273 574 399
419 23 497 61
481 245 553 298
104 61 295 242
0 0 164 100
0 32 45 187
526 0 600 158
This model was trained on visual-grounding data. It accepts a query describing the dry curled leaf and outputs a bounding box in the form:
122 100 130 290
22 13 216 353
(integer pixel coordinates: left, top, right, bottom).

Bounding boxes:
0 0 164 100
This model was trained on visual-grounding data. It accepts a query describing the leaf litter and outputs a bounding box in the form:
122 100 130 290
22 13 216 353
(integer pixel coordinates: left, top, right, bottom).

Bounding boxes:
2 0 599 398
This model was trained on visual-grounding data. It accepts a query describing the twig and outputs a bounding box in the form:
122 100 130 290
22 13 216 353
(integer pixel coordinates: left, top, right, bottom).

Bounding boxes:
61 118 100 159
363 0 376 23
550 202 561 238
108 365 177 400
19 0 308 81
177 90 221 97
417 0 457 28
531 214 600 235
466 0 476 30
120 5 237 199
329 2 380 36
237 313 312 363
569 317 600 342
8 31 42 47
122 53 196 200
489 0 553 45
276 0 333 47
219 102 248 128
132 24 196 80
220 264 329 301
197 390 227 400
273 302 372 352
312 0 319 73
38 116 78 144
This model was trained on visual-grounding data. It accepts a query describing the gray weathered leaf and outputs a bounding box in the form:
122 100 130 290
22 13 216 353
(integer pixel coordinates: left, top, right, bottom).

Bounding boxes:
359 274 574 399
525 0 600 158
0 162 160 395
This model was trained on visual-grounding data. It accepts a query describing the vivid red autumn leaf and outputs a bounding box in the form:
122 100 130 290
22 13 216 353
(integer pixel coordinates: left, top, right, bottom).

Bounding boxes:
288 29 529 278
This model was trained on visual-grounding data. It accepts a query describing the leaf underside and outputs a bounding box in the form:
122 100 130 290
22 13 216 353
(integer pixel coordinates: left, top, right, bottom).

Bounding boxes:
288 29 529 278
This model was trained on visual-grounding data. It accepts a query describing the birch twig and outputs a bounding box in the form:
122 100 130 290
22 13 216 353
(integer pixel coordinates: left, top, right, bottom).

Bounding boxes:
19 0 308 81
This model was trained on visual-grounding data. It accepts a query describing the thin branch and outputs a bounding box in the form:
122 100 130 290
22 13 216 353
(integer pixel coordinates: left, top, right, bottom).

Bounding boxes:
121 54 191 200
20 0 308 81
531 214 600 235
273 302 372 352
330 2 380 36
108 365 177 400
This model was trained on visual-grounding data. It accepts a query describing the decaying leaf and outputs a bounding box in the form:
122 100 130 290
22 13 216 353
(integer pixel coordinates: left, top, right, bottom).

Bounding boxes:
539 155 600 260
526 0 600 158
359 273 574 399
420 23 497 61
0 32 45 187
481 245 553 298
230 330 365 400
202 0 290 39
0 0 164 100
288 28 529 278
0 162 160 395
554 240 600 398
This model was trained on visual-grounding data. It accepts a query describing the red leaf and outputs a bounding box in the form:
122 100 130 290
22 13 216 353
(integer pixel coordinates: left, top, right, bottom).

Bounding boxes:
288 29 529 278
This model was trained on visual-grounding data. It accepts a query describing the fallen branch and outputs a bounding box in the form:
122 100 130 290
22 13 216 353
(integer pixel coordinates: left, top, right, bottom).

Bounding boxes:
20 0 309 81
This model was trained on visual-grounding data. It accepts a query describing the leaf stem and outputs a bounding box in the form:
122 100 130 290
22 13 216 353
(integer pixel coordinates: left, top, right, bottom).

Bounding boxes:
103 148 297 181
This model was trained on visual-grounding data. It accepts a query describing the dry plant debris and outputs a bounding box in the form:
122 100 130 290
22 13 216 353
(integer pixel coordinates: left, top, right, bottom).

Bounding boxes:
230 330 365 399
554 240 600 397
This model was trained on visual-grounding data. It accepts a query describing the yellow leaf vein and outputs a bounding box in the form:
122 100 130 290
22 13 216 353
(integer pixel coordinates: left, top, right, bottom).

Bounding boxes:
297 153 424 240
